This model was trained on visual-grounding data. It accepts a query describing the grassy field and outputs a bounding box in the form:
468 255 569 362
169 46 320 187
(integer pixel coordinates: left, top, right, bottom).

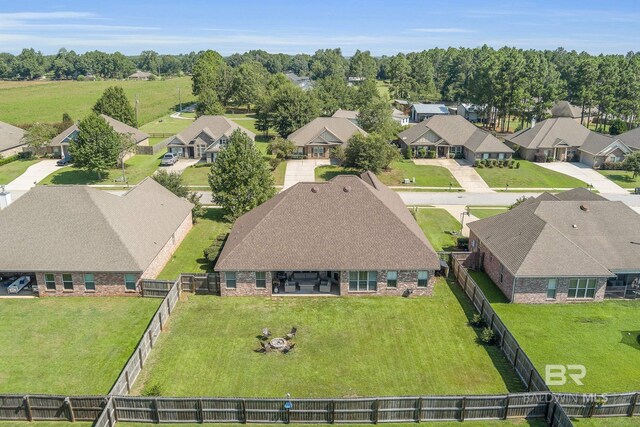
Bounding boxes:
39 151 165 185
315 161 461 188
0 77 195 126
468 207 510 219
475 160 586 188
376 80 391 101
599 170 640 188
470 271 640 393
573 418 640 426
181 160 286 187
0 158 40 184
0 297 159 395
140 115 195 135
132 278 522 397
415 208 461 251
157 209 230 279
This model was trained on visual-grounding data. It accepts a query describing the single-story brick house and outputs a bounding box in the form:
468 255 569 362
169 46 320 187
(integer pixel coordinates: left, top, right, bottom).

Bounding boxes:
215 172 441 296
287 117 367 158
466 188 640 303
0 120 26 158
397 115 513 161
165 115 255 162
0 178 193 296
46 114 149 160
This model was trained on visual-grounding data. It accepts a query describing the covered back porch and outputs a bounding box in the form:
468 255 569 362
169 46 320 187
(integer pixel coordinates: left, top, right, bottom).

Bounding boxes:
605 272 640 299
272 271 341 295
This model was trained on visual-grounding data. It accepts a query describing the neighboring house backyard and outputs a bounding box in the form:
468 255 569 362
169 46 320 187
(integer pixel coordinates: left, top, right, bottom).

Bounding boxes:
414 208 461 251
132 279 523 397
0 158 40 184
0 297 160 395
599 170 640 188
474 160 587 189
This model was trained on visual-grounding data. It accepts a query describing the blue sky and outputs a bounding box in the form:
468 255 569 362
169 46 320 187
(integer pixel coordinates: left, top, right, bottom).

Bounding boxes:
1 0 639 55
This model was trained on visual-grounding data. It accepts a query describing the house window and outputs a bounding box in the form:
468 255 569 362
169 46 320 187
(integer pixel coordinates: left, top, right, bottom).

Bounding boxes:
255 272 266 288
499 264 505 283
44 273 56 290
62 273 73 290
452 146 463 154
312 147 325 156
568 278 597 299
84 273 96 291
417 271 429 288
349 271 377 291
219 138 228 146
498 153 505 160
546 279 557 299
225 272 237 289
482 153 489 160
124 274 137 291
387 271 398 288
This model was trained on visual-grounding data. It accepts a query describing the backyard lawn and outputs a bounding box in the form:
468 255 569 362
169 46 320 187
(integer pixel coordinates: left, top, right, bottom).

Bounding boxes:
181 160 286 187
469 271 640 393
157 209 230 279
140 114 194 135
0 77 194 126
115 422 546 427
39 151 166 185
415 208 461 251
599 170 640 188
0 297 160 395
0 158 40 184
468 207 510 219
315 161 461 188
475 160 586 189
132 278 522 397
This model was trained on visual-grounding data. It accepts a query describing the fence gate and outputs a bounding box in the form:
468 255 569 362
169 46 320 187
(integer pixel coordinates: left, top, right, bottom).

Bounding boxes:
180 273 220 295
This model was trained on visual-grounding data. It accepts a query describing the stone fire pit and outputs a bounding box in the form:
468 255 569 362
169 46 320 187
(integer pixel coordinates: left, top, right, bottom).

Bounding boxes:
269 337 287 349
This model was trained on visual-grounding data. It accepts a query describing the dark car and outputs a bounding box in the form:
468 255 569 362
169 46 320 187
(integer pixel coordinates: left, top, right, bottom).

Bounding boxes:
56 155 72 166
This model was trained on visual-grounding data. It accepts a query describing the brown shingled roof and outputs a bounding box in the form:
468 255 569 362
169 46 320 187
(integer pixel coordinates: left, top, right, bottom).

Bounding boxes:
50 114 149 146
0 120 25 152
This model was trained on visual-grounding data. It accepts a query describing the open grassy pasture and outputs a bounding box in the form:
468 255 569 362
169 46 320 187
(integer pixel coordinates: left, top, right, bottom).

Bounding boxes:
157 209 230 279
468 207 510 219
470 271 640 393
0 297 160 395
475 160 586 189
0 158 40 184
0 77 194 126
132 278 522 397
415 208 461 251
140 115 195 135
39 151 165 185
599 170 640 188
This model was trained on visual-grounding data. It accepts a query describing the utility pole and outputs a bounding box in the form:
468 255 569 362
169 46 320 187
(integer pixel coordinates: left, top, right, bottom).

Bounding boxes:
135 95 139 126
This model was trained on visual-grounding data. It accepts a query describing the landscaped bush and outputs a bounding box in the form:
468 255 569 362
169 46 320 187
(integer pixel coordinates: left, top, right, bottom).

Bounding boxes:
418 148 427 158
403 148 413 159
515 162 520 169
427 150 436 159
268 157 282 171
601 161 626 170
480 327 497 345
474 159 482 168
0 154 19 166
330 146 345 165
204 232 229 264
457 237 469 250
470 313 486 328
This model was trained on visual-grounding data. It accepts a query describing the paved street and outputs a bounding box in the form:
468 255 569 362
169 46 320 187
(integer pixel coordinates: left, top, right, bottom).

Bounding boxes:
414 158 494 193
283 158 330 189
537 162 629 195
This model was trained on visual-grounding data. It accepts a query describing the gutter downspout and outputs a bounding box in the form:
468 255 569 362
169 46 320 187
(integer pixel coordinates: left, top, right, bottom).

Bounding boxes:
511 275 517 303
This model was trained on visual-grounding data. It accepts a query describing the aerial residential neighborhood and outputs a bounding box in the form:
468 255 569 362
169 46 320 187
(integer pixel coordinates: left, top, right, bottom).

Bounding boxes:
0 1 639 427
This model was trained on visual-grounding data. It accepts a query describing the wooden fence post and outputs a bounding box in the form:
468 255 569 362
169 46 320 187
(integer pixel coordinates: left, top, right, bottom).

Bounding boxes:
373 399 379 424
460 397 466 421
587 400 597 418
159 311 164 331
167 295 172 315
479 299 485 317
513 347 520 369
527 369 534 392
125 370 131 394
241 399 247 423
628 393 639 417
138 347 144 369
154 398 161 423
503 395 510 420
490 313 495 329
23 396 32 422
329 400 335 424
415 397 422 423
106 398 114 427
65 397 75 422
197 398 204 423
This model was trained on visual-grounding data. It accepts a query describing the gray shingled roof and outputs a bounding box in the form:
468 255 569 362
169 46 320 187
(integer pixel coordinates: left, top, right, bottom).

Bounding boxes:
287 117 367 147
0 120 25 152
505 117 604 149
50 115 149 146
0 178 193 273
578 133 627 156
398 115 513 153
332 109 359 120
215 172 441 272
551 101 582 119
468 191 640 277
168 115 255 145
616 126 640 150
412 104 449 115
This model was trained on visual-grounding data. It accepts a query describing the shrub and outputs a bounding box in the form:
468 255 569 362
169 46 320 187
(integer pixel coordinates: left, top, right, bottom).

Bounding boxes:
330 146 346 165
516 162 520 169
418 148 427 158
470 313 485 328
403 148 413 159
457 237 469 250
204 233 229 264
601 161 626 170
0 154 19 166
427 150 436 159
474 159 481 168
609 118 628 136
482 159 490 167
448 152 455 159
143 384 162 397
76 75 85 81
268 157 282 171
480 327 497 345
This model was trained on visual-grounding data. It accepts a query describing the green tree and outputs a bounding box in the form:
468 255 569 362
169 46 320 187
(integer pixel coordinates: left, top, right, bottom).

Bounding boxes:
153 169 204 222
61 112 74 130
196 87 225 117
92 86 137 127
344 133 399 173
138 50 159 75
191 50 227 97
623 151 640 178
353 78 382 108
314 75 354 115
209 129 276 221
357 99 394 135
22 123 57 153
267 137 296 159
348 50 378 80
231 61 267 110
271 85 320 137
310 48 347 80
69 114 121 179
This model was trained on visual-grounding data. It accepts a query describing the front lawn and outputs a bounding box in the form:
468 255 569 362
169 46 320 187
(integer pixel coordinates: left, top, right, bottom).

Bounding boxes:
470 271 640 393
157 209 230 279
468 207 510 219
0 297 160 395
39 151 166 185
599 170 640 188
415 208 461 251
0 158 40 185
475 160 586 189
315 161 461 188
132 278 522 397
181 160 286 187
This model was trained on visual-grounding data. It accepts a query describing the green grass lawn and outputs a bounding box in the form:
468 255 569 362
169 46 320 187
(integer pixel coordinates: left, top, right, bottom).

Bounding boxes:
0 297 160 395
475 160 587 188
599 170 640 188
157 209 231 279
415 208 461 251
115 422 545 427
140 115 195 135
0 77 195 126
468 207 510 219
469 271 640 393
39 151 166 185
573 418 640 426
0 158 40 184
315 161 460 188
181 160 286 187
132 278 522 397
376 80 391 101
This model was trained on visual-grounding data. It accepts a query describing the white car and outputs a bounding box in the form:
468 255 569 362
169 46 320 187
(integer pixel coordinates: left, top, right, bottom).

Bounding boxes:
8 276 31 294
161 152 179 166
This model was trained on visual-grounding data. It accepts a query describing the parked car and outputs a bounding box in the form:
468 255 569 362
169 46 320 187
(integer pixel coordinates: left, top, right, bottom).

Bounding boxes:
161 152 179 166
56 155 72 166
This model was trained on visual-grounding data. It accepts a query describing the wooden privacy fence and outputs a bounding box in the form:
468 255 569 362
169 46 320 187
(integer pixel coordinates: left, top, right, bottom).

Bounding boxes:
140 279 175 298
0 395 106 422
136 139 170 155
180 272 220 295
557 392 640 418
451 253 549 393
109 278 180 396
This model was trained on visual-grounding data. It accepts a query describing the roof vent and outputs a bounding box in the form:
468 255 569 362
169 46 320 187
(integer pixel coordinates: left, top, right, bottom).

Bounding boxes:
572 224 578 229
343 186 351 193
311 186 318 193
580 203 589 212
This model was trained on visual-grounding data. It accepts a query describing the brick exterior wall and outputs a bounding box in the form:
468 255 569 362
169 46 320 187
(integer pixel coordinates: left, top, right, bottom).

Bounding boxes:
141 213 193 279
35 271 140 296
220 271 273 296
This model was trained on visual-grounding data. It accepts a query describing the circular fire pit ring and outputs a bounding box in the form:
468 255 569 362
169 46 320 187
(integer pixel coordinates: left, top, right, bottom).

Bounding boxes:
270 337 287 349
